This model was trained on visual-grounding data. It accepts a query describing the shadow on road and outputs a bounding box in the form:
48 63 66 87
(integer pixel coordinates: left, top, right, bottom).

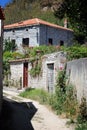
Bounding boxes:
0 97 37 130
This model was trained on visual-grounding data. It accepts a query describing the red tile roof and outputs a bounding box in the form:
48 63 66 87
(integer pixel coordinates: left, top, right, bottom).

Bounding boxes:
0 6 5 20
4 18 73 31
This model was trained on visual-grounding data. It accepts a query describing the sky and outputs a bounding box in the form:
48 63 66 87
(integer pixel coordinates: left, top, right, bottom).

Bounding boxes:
0 0 11 7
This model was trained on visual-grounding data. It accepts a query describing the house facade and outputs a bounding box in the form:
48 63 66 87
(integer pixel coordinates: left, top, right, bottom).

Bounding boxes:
0 6 4 114
4 18 73 52
8 52 66 93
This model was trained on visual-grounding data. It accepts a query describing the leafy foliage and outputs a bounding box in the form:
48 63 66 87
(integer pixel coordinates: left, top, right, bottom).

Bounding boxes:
3 51 23 78
61 45 87 60
29 60 42 77
3 51 13 79
4 39 17 52
49 69 78 117
75 97 87 130
54 0 87 43
29 45 59 77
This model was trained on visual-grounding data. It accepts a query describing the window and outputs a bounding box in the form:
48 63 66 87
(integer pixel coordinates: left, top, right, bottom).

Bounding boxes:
26 28 28 31
22 38 29 47
12 29 15 35
48 38 53 45
60 40 64 46
11 39 16 51
12 39 15 44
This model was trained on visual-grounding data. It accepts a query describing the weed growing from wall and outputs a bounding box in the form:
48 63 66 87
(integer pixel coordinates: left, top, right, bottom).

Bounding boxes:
50 67 78 118
29 57 42 77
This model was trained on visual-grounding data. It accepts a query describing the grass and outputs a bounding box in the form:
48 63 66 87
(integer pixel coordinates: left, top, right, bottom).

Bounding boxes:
19 88 49 104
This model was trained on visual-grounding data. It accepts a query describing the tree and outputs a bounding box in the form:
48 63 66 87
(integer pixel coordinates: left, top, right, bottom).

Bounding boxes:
54 0 87 44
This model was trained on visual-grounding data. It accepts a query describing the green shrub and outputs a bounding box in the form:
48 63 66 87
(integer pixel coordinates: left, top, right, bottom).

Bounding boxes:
75 122 87 130
61 45 87 61
75 97 87 130
29 62 41 77
52 69 78 117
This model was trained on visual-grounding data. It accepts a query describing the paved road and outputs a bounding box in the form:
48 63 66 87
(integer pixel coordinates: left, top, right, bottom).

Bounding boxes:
2 87 75 130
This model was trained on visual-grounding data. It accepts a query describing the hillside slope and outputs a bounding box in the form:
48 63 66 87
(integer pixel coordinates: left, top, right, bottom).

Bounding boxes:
4 0 63 26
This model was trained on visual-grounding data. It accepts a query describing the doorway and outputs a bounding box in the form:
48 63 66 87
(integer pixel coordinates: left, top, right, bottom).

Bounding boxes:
23 62 28 87
47 63 54 93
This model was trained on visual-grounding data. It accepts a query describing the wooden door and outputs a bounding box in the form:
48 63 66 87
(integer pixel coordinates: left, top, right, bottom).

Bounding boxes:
47 63 54 93
23 62 28 87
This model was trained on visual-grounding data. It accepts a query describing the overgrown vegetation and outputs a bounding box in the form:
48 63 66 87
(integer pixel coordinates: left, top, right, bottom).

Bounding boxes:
23 45 60 77
4 39 17 52
3 44 87 79
61 45 87 60
75 97 87 130
49 69 78 118
54 0 87 43
19 88 49 104
4 0 63 26
19 67 87 129
20 68 78 119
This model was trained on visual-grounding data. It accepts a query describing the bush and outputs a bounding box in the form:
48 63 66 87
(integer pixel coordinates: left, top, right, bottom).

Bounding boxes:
61 45 87 60
51 69 78 117
75 97 87 130
75 122 87 130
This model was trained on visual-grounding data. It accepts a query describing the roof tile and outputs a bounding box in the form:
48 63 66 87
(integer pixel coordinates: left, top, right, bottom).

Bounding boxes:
4 18 73 31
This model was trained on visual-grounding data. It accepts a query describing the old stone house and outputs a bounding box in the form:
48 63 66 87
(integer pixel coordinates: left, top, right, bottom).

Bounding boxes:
8 52 66 93
4 18 73 52
0 6 4 114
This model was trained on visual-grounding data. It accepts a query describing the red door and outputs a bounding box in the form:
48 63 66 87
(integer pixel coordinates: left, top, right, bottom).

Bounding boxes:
23 62 28 87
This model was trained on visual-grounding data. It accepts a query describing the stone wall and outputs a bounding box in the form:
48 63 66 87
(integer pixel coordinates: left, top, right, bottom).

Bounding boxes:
40 25 73 46
28 52 66 93
10 62 23 89
4 23 73 53
66 58 87 103
9 52 66 93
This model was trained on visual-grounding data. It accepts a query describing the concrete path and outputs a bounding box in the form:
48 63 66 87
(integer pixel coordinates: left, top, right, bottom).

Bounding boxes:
3 87 75 130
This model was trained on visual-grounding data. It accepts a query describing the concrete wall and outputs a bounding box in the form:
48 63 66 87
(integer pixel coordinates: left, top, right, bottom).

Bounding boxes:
66 58 87 103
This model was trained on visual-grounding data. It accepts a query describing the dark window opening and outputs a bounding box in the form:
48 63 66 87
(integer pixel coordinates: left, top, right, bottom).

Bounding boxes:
26 28 28 31
11 39 16 51
60 40 64 46
22 38 29 47
12 29 15 35
48 38 53 45
12 39 15 44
